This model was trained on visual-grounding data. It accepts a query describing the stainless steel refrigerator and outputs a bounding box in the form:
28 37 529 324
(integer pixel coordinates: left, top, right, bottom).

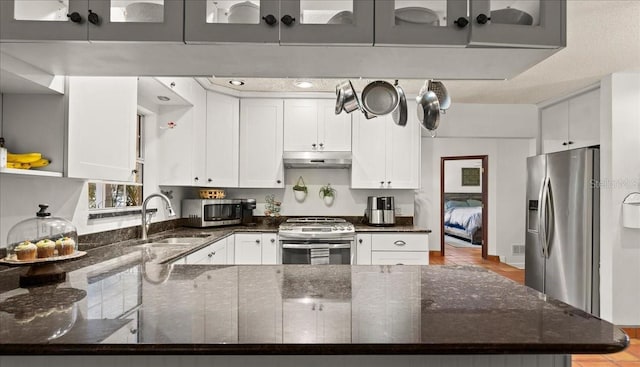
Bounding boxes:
525 147 600 316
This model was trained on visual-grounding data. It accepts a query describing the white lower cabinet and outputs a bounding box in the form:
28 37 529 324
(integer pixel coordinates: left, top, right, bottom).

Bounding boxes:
283 300 350 343
358 233 429 265
261 233 278 265
234 233 278 265
238 267 283 343
351 266 421 343
184 238 228 265
191 266 238 343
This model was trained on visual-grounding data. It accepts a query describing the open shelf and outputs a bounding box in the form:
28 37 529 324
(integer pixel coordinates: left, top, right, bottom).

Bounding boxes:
0 167 63 177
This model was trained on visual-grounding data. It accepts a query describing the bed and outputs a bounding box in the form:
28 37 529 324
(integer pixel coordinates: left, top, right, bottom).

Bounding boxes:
443 193 483 245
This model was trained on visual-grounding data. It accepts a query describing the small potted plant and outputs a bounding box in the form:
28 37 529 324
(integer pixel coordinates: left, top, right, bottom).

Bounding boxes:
319 183 336 206
292 176 308 202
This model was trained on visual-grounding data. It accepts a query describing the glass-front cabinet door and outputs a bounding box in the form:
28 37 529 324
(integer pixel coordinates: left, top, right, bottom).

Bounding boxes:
0 0 183 42
469 0 565 47
185 0 280 43
374 0 469 46
279 0 374 45
0 0 86 41
88 0 184 42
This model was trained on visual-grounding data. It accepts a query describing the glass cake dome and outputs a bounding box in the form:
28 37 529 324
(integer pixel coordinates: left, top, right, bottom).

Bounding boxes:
5 204 78 261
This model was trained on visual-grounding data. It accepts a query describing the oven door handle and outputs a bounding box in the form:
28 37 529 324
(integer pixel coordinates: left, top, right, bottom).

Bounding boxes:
282 243 351 250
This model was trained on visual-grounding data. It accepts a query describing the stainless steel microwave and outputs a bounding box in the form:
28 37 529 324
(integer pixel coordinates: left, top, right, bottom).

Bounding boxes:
181 199 242 228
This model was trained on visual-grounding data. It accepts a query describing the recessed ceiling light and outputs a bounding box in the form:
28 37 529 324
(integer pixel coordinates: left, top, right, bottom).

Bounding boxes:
294 80 314 89
229 80 245 86
157 96 170 101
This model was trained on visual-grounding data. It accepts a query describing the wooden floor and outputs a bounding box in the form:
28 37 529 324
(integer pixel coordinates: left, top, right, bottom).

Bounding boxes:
431 245 640 367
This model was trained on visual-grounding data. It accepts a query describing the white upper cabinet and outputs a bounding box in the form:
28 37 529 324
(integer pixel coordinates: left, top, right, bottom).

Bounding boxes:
205 92 240 187
375 0 565 48
540 88 600 154
239 99 284 188
155 78 204 186
185 0 374 45
352 102 420 189
67 76 137 181
283 99 351 152
0 0 183 42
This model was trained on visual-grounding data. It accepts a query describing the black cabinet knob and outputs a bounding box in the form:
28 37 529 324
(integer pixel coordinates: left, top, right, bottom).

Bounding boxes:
453 17 468 28
194 177 199 181
568 141 574 145
88 9 100 25
281 14 295 26
207 178 212 183
277 180 282 184
562 142 568 146
67 12 82 23
262 14 277 26
476 13 491 25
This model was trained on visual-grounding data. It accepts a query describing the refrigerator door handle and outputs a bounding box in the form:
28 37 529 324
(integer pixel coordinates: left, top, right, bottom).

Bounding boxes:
539 177 549 258
544 178 554 258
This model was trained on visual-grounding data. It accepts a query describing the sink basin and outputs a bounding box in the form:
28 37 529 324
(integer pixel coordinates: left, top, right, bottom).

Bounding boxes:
153 237 204 245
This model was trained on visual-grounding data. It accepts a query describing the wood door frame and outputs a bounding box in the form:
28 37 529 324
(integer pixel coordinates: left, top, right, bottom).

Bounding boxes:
440 155 489 259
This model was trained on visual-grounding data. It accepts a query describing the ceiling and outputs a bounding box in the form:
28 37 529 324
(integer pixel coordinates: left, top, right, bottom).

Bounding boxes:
206 0 640 104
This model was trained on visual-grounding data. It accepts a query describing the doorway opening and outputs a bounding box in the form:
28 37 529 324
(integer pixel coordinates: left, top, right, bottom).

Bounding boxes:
440 155 489 259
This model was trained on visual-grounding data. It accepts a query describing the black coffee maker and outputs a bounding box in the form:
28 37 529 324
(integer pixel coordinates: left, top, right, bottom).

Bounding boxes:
241 199 256 225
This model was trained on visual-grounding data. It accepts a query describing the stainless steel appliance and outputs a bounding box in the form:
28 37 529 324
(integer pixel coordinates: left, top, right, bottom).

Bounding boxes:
278 218 355 265
283 151 351 168
365 196 395 226
240 198 256 225
525 147 600 315
181 199 242 228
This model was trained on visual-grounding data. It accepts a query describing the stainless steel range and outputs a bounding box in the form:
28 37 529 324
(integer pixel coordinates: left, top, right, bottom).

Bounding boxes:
278 218 355 265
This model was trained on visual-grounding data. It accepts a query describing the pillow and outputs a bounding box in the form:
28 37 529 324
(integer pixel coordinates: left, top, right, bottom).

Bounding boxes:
445 200 469 210
467 199 483 207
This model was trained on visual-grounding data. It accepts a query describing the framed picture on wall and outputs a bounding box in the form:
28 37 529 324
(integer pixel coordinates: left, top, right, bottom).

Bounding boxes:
461 168 481 186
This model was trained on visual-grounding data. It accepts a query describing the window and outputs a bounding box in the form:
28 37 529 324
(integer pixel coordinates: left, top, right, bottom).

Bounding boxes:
88 114 144 211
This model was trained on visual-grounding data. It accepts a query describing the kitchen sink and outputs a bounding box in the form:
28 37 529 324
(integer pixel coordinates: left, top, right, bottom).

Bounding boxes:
153 237 204 245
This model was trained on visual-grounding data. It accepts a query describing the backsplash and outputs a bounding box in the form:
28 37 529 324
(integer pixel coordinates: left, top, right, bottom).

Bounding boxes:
184 169 416 217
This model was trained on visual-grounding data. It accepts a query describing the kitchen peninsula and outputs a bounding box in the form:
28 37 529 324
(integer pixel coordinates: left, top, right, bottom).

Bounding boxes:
0 228 628 367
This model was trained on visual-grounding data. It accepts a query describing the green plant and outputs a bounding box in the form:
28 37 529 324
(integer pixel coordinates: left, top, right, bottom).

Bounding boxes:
319 183 336 198
293 176 308 193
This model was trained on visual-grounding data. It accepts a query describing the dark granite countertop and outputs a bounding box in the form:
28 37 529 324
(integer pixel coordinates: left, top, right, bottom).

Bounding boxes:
0 251 629 355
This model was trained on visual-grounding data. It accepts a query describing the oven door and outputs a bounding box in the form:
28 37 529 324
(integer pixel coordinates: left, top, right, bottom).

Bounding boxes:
281 241 352 265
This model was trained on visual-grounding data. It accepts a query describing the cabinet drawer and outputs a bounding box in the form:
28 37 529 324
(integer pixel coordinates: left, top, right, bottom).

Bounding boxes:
371 234 428 252
371 251 428 265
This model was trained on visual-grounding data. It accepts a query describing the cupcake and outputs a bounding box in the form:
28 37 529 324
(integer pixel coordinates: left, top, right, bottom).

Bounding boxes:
14 241 37 261
36 239 56 258
55 237 75 256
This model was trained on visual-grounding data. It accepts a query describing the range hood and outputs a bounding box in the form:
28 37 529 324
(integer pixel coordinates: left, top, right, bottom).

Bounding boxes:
283 151 351 169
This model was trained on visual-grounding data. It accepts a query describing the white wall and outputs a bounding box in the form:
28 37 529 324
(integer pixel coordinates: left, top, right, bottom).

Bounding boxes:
444 159 483 193
415 103 537 267
417 137 536 266
436 104 539 138
221 168 415 218
599 72 640 326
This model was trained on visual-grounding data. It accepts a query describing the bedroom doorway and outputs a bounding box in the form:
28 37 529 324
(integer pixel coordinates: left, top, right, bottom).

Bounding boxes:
440 155 489 259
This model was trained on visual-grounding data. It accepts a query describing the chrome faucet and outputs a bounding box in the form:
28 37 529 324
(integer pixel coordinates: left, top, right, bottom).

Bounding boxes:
141 193 176 240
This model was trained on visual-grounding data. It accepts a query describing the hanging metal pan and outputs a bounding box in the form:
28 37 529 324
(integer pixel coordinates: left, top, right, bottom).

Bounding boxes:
416 90 440 131
392 84 407 126
336 80 361 114
361 80 399 117
428 80 451 111
335 85 345 114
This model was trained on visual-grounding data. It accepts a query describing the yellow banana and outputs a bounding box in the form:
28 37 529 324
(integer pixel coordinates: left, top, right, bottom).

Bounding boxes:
29 158 50 168
6 162 29 169
7 152 42 164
